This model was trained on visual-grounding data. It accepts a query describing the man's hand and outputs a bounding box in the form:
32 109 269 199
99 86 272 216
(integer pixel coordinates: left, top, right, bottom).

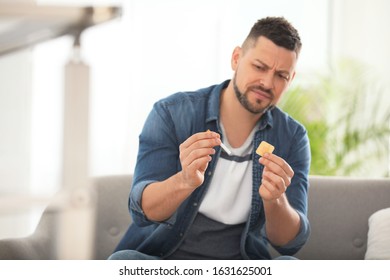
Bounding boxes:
258 153 294 201
179 130 221 190
141 130 221 222
258 153 300 246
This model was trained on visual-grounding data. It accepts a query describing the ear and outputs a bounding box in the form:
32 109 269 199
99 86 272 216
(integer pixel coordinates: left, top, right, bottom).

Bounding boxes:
231 46 241 71
289 71 296 83
284 71 297 92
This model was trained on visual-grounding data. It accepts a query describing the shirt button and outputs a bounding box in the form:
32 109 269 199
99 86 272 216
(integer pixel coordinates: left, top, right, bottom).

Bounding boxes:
193 202 198 207
208 171 212 176
180 233 183 237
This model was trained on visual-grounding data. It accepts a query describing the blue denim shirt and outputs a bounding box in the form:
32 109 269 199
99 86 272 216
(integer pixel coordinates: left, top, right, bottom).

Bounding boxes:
115 80 311 259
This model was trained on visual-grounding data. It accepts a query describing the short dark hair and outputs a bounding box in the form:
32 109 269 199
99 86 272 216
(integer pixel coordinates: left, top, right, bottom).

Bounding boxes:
242 17 302 57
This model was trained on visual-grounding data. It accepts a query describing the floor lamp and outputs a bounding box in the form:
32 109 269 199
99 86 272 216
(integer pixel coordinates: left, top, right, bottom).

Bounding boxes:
58 38 95 259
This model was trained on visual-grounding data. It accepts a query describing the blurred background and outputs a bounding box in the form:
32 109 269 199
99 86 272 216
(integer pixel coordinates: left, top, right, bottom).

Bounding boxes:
0 0 389 239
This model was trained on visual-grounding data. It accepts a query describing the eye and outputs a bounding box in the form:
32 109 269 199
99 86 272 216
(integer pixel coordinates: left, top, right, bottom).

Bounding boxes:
278 73 289 81
254 64 265 71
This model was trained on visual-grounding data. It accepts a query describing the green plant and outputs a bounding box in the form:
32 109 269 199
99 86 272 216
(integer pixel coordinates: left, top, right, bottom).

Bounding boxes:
279 59 390 177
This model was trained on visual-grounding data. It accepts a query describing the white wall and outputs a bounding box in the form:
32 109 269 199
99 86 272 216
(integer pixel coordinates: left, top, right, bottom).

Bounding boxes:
0 50 34 237
0 51 32 194
330 0 390 176
331 0 390 73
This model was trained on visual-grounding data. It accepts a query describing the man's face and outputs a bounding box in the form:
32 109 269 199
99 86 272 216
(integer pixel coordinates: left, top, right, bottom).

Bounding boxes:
231 36 297 114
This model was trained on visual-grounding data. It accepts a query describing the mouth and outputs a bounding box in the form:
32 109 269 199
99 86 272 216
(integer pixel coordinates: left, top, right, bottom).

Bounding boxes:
250 87 273 101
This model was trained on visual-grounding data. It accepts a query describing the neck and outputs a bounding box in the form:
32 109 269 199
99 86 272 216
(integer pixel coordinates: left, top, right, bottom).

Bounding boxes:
220 82 262 148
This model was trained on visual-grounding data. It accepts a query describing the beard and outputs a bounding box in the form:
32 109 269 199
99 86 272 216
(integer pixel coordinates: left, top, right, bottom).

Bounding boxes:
233 74 275 115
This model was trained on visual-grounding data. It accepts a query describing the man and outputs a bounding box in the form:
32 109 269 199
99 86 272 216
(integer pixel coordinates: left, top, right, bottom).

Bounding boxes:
109 16 311 260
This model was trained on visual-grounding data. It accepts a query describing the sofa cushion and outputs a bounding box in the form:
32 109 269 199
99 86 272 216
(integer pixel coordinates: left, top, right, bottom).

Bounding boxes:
365 208 390 260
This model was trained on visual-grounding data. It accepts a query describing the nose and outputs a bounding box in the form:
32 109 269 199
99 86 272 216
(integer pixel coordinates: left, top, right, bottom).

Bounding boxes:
259 71 274 90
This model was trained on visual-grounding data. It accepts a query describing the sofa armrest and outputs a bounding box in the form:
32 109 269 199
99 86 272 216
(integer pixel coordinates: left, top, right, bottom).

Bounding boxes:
0 208 58 260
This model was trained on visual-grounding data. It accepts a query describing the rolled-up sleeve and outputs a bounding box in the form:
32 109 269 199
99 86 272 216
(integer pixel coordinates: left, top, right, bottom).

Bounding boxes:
128 101 182 227
129 179 156 226
269 210 311 255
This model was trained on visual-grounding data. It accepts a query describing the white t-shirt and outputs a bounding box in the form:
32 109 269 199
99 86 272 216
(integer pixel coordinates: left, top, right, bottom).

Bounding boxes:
198 124 256 225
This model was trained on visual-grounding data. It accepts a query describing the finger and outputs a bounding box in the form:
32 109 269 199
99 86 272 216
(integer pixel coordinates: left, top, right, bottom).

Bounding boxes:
262 169 288 193
262 164 292 189
182 155 212 188
185 154 212 172
259 179 280 200
260 153 294 176
180 147 215 168
259 154 294 186
180 131 220 150
180 132 221 162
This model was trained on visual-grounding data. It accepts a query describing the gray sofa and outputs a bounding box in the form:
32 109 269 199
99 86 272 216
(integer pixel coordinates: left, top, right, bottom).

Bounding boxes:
0 174 389 260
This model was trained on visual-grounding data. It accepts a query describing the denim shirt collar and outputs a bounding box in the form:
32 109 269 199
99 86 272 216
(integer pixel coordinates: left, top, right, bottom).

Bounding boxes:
206 79 227 124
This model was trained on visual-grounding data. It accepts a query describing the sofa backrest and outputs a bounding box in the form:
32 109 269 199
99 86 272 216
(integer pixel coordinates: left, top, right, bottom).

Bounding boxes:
1 174 388 260
295 176 390 260
93 175 390 260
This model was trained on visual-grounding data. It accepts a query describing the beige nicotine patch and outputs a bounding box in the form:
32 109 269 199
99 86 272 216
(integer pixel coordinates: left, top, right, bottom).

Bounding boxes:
256 141 275 156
